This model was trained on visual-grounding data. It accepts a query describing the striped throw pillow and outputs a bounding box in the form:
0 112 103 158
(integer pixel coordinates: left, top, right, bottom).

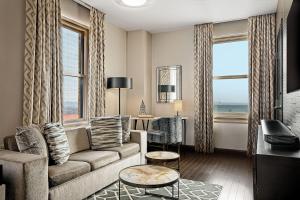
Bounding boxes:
120 116 131 143
43 123 70 165
90 116 122 149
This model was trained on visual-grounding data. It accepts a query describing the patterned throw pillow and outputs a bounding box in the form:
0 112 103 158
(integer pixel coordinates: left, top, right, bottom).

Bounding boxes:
120 116 131 143
43 123 70 165
15 124 48 157
89 116 122 149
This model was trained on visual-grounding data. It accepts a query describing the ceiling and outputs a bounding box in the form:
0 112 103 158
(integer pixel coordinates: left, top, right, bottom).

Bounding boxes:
81 0 278 33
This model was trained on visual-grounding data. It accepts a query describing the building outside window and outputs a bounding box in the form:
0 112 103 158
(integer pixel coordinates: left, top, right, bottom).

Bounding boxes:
61 20 88 122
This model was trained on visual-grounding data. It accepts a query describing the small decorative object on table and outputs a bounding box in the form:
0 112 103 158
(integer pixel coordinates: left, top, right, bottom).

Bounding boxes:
119 165 180 199
138 100 148 117
146 151 180 171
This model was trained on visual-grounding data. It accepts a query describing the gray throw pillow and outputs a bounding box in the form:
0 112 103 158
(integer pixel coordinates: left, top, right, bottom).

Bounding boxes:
120 116 131 143
43 123 70 165
90 116 122 149
15 124 48 157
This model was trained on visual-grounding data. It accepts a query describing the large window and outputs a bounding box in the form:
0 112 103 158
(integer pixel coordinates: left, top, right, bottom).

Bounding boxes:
213 38 248 121
61 21 88 122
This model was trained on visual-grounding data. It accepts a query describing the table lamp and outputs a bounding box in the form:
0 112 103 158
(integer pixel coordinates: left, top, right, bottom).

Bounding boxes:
174 100 183 116
107 77 133 115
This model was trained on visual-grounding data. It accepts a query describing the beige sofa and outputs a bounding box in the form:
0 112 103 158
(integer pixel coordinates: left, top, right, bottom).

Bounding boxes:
0 128 147 200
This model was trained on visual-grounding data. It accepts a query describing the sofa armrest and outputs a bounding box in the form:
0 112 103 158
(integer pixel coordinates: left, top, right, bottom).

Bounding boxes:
0 150 48 200
130 130 147 164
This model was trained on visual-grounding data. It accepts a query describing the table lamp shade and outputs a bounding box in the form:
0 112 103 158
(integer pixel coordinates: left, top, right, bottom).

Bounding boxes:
174 100 182 115
107 77 133 89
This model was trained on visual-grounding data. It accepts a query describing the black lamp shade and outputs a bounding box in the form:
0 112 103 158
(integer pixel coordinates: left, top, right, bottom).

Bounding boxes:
158 85 175 92
107 77 133 89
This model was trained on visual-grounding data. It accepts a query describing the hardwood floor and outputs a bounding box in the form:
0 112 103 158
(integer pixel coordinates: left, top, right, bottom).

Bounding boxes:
179 150 253 200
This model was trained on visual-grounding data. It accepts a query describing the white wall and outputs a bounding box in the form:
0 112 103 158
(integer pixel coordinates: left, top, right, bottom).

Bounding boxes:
151 20 249 150
126 31 152 116
0 0 25 145
152 28 195 145
214 123 248 151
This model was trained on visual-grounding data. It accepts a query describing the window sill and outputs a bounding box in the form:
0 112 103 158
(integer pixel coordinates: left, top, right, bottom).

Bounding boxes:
63 120 89 131
214 113 248 124
214 118 248 124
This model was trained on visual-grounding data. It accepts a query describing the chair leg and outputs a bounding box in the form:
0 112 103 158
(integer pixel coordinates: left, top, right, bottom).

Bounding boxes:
178 143 181 155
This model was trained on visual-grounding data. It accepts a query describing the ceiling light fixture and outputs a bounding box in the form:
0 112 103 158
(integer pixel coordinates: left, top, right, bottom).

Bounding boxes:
115 0 149 8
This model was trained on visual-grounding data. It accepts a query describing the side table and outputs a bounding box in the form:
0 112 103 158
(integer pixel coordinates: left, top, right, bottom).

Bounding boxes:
145 151 180 171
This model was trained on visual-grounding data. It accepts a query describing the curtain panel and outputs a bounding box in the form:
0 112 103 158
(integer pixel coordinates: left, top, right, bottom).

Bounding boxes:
194 23 214 153
88 8 106 118
248 14 276 155
23 0 62 126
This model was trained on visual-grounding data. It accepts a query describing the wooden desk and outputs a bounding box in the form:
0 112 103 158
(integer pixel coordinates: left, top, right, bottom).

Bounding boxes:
131 116 188 145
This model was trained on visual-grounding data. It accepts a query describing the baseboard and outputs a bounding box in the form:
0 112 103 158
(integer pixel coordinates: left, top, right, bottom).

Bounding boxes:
148 144 247 156
181 145 247 155
214 148 247 155
181 145 195 152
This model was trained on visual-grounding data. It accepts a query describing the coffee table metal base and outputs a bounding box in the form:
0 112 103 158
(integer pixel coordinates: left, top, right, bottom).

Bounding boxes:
118 179 180 200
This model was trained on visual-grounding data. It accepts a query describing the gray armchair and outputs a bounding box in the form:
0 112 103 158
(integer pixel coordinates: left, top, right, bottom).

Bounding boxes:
147 117 183 153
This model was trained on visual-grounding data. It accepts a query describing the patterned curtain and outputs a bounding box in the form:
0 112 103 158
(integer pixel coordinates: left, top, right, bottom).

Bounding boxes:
23 0 62 126
194 23 214 153
88 8 106 118
248 14 276 155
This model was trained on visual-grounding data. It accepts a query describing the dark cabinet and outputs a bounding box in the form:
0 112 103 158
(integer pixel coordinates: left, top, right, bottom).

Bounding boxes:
254 126 300 200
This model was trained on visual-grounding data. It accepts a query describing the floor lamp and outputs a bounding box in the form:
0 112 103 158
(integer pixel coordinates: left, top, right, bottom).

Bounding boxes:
107 77 133 115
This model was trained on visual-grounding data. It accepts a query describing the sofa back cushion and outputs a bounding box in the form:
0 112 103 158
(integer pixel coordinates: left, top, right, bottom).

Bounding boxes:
15 125 48 157
66 128 90 154
3 136 19 151
89 116 122 149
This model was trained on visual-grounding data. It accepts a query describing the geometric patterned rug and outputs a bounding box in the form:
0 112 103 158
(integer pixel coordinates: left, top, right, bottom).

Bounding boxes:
87 179 222 200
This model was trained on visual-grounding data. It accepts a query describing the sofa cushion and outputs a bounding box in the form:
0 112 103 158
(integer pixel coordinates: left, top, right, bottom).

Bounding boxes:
89 117 122 149
66 128 90 154
69 150 120 170
48 160 91 187
102 143 140 159
15 124 48 157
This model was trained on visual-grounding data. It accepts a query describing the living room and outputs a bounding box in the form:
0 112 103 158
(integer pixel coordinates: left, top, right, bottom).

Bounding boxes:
0 0 300 199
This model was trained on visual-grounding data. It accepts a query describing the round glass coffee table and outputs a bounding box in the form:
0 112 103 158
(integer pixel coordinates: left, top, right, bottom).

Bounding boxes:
119 165 180 199
145 151 180 171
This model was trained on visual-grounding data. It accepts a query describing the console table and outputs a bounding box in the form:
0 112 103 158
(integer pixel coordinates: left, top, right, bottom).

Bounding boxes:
131 116 188 145
254 125 300 200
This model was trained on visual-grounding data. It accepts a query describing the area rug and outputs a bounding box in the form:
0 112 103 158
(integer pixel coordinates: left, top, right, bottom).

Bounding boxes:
87 179 222 200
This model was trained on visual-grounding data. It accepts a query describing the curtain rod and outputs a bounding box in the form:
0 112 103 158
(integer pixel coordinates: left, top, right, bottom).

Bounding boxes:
73 0 91 10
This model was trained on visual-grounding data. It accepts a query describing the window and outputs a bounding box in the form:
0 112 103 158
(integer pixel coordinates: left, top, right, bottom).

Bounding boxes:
213 38 248 122
61 21 88 122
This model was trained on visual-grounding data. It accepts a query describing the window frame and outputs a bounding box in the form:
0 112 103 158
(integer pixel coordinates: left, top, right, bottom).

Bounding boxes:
61 18 89 125
213 34 249 124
